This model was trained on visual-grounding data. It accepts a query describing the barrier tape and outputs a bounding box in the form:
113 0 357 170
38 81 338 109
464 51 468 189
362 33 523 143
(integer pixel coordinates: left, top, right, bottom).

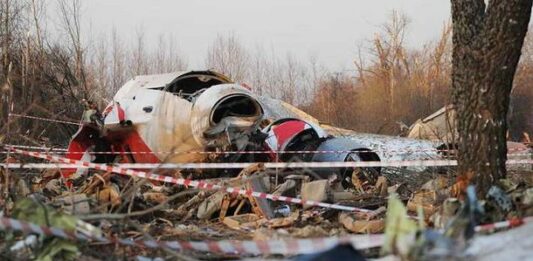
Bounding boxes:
474 216 533 232
3 159 533 170
2 151 531 161
2 144 531 156
8 113 81 126
8 148 373 213
0 217 385 255
1 215 532 255
3 144 68 151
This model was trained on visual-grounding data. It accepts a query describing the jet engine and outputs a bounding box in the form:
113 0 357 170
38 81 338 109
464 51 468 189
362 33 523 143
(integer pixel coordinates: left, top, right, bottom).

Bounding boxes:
190 84 265 151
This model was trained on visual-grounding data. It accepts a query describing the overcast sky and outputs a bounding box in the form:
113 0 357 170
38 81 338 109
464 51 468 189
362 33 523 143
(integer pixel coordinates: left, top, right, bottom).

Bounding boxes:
81 0 452 71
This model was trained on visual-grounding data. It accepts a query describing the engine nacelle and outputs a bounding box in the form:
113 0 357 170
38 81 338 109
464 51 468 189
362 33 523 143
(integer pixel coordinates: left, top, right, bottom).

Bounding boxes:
312 137 381 188
190 84 264 146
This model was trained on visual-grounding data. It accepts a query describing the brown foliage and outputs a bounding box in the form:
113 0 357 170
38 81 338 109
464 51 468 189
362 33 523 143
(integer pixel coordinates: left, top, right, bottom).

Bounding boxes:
0 1 187 146
0 4 530 149
304 11 532 140
305 13 453 135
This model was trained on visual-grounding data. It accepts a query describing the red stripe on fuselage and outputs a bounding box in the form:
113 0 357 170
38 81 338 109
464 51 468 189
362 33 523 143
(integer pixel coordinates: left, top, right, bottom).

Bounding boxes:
271 120 306 150
64 127 160 180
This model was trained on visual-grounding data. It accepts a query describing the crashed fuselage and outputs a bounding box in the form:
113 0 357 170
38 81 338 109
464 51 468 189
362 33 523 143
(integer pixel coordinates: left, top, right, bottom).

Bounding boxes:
65 70 440 182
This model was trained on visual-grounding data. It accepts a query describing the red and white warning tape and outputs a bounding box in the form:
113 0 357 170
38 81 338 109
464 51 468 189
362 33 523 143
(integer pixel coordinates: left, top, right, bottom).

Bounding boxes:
8 113 81 126
3 159 532 170
8 148 373 213
7 144 533 155
474 216 533 232
2 144 531 156
4 149 533 212
3 144 68 151
1 150 531 157
1 216 532 255
0 217 385 255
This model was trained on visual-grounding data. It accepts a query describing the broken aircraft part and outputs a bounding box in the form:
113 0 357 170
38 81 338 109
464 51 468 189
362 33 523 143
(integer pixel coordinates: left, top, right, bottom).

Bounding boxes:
311 137 381 187
65 70 442 183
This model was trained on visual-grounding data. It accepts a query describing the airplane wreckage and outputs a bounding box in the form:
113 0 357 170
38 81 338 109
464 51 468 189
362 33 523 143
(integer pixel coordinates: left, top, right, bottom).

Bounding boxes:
4 71 533 260
65 70 442 184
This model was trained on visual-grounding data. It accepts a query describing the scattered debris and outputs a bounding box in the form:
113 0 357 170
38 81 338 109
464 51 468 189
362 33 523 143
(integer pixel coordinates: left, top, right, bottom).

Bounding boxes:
0 70 532 260
222 213 263 230
54 193 91 215
142 192 168 205
301 180 331 208
431 198 461 229
340 211 385 234
197 191 225 220
96 184 121 210
268 210 298 228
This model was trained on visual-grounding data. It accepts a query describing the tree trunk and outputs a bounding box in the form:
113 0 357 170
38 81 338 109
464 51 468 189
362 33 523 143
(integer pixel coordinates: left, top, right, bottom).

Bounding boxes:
451 0 533 196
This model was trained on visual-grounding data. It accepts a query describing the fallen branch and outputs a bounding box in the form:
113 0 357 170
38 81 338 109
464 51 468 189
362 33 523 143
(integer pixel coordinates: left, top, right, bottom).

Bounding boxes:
78 189 199 220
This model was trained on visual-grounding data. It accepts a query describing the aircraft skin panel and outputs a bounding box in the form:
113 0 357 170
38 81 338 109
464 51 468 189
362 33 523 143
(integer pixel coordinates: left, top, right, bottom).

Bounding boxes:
113 71 188 99
321 125 441 171
138 92 205 163
106 89 163 127
259 97 319 124
121 129 161 164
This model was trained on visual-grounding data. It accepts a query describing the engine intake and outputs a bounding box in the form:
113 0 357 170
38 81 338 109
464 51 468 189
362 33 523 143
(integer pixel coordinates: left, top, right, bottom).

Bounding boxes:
190 84 264 146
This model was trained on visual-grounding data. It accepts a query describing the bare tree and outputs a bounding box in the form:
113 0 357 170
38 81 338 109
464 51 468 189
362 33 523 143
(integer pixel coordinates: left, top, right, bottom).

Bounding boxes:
110 27 126 95
383 11 410 120
152 33 187 73
205 33 249 82
0 0 24 123
30 0 44 52
91 33 110 103
451 0 533 195
165 35 187 72
0 0 12 123
57 0 88 98
131 27 148 75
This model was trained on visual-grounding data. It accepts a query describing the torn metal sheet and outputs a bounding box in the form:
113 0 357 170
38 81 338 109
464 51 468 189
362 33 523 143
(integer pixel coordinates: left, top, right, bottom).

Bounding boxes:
321 125 442 171
407 105 457 143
